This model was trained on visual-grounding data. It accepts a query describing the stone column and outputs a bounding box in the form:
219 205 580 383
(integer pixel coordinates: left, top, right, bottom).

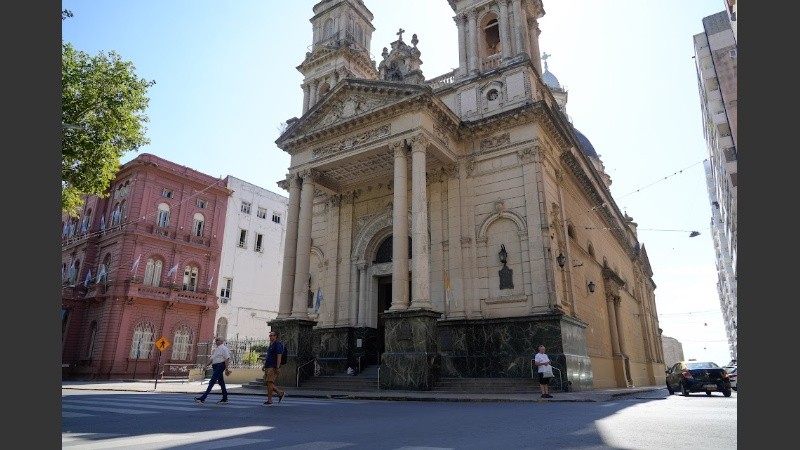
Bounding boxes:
309 80 318 108
390 141 410 310
278 173 302 318
454 14 468 78
446 167 465 319
410 135 431 309
291 170 317 319
511 0 525 57
320 194 341 327
467 10 479 74
349 258 359 326
498 0 512 61
357 262 367 326
607 295 622 355
528 19 542 74
614 298 628 356
302 83 311 114
520 145 550 313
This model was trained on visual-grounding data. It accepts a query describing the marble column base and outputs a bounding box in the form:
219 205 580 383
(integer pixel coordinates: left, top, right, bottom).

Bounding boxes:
379 309 442 390
268 318 316 386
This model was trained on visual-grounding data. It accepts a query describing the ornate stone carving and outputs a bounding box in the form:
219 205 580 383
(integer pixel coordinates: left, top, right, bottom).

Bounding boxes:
480 133 510 151
312 124 391 159
432 123 450 149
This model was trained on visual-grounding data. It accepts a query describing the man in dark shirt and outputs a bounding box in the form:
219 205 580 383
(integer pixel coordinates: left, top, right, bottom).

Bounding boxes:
262 331 286 405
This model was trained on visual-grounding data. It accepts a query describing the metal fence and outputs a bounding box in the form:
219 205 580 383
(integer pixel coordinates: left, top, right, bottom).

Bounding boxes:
194 338 271 369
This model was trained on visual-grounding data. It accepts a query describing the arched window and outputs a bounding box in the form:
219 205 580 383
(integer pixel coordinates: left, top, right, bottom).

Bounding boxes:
318 81 331 98
215 317 228 341
374 235 413 263
98 254 111 283
80 208 92 233
182 265 199 291
71 260 81 285
172 325 193 360
129 322 155 359
156 203 170 228
111 203 122 226
354 23 364 47
323 18 335 39
86 321 98 359
192 213 205 237
483 17 501 55
144 258 163 286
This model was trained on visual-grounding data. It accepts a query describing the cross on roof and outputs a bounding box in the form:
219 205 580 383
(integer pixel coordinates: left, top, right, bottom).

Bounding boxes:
397 28 405 41
541 52 551 70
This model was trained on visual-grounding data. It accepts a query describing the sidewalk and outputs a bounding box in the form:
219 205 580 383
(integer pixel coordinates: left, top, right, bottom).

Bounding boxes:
62 379 667 403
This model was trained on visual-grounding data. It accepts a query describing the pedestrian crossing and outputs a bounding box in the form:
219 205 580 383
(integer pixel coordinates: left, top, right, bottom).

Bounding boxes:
62 393 366 418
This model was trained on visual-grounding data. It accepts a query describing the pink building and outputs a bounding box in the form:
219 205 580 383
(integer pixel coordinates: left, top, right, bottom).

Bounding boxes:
61 153 231 380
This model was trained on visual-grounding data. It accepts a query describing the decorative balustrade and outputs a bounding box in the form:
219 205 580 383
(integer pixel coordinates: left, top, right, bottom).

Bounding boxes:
482 53 502 71
427 70 456 90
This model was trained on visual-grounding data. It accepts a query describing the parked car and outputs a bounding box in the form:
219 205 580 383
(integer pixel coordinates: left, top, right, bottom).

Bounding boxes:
665 361 732 397
723 365 737 391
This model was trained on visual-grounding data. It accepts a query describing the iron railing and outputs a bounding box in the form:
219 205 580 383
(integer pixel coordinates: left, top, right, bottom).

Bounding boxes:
194 338 270 370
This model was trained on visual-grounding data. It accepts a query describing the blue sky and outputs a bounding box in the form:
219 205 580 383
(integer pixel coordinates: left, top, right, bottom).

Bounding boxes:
62 0 732 365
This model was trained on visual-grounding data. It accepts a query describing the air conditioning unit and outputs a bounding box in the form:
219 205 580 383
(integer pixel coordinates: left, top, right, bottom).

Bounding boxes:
220 298 229 304
729 49 737 59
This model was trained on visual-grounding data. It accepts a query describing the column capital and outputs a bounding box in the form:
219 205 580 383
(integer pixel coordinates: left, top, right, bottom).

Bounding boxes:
300 168 321 183
390 140 408 157
408 134 431 152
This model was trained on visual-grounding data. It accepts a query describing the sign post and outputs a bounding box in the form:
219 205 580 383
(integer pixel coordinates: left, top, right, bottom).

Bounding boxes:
154 337 171 389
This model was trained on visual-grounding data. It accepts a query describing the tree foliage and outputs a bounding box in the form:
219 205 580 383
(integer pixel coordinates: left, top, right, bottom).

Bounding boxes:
61 40 155 217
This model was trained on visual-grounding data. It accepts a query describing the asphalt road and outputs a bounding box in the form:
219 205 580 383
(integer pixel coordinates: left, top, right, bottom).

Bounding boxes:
62 388 736 449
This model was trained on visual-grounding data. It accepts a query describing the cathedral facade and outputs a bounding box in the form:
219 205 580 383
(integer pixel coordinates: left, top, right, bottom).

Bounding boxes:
270 0 664 391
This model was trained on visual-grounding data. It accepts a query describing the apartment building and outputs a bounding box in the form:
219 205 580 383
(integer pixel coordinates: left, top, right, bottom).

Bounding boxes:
213 176 289 340
693 9 737 361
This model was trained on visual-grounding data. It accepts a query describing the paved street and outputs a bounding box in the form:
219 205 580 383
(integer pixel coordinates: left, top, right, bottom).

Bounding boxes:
62 385 736 449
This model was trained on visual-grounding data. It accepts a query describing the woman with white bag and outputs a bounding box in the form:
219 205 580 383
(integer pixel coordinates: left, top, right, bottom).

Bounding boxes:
534 344 554 398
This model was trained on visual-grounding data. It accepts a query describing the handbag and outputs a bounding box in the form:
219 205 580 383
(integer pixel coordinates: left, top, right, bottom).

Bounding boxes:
541 364 554 378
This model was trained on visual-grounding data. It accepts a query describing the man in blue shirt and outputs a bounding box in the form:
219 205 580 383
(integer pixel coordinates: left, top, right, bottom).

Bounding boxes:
262 331 286 405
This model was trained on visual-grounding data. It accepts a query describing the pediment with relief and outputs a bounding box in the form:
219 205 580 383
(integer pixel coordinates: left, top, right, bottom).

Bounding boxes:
278 80 429 146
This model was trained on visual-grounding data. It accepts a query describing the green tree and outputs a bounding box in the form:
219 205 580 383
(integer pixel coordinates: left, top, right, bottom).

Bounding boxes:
61 41 155 217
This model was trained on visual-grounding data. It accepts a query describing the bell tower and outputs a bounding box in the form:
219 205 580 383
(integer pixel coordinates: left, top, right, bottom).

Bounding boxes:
298 0 379 114
447 0 545 79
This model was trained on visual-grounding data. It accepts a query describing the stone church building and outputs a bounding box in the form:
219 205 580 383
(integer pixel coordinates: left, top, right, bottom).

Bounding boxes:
270 0 664 391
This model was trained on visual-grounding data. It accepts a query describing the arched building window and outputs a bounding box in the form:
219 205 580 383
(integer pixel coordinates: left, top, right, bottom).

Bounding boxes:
129 322 155 359
172 325 193 360
156 203 170 228
144 258 163 286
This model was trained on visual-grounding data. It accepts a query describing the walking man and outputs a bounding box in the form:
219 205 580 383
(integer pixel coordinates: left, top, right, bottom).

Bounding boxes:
195 336 231 404
262 331 286 405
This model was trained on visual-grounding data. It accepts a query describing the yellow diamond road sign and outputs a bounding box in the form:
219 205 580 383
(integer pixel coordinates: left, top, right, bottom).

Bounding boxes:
155 337 171 351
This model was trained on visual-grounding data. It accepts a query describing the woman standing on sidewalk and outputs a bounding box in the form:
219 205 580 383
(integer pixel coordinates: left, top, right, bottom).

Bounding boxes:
534 344 553 398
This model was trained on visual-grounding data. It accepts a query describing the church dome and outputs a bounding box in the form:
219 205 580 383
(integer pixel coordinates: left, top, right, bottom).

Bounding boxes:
573 128 599 158
543 68 561 89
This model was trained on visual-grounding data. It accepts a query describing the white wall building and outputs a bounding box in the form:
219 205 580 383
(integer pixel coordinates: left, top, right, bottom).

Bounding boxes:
693 10 737 362
214 176 289 340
